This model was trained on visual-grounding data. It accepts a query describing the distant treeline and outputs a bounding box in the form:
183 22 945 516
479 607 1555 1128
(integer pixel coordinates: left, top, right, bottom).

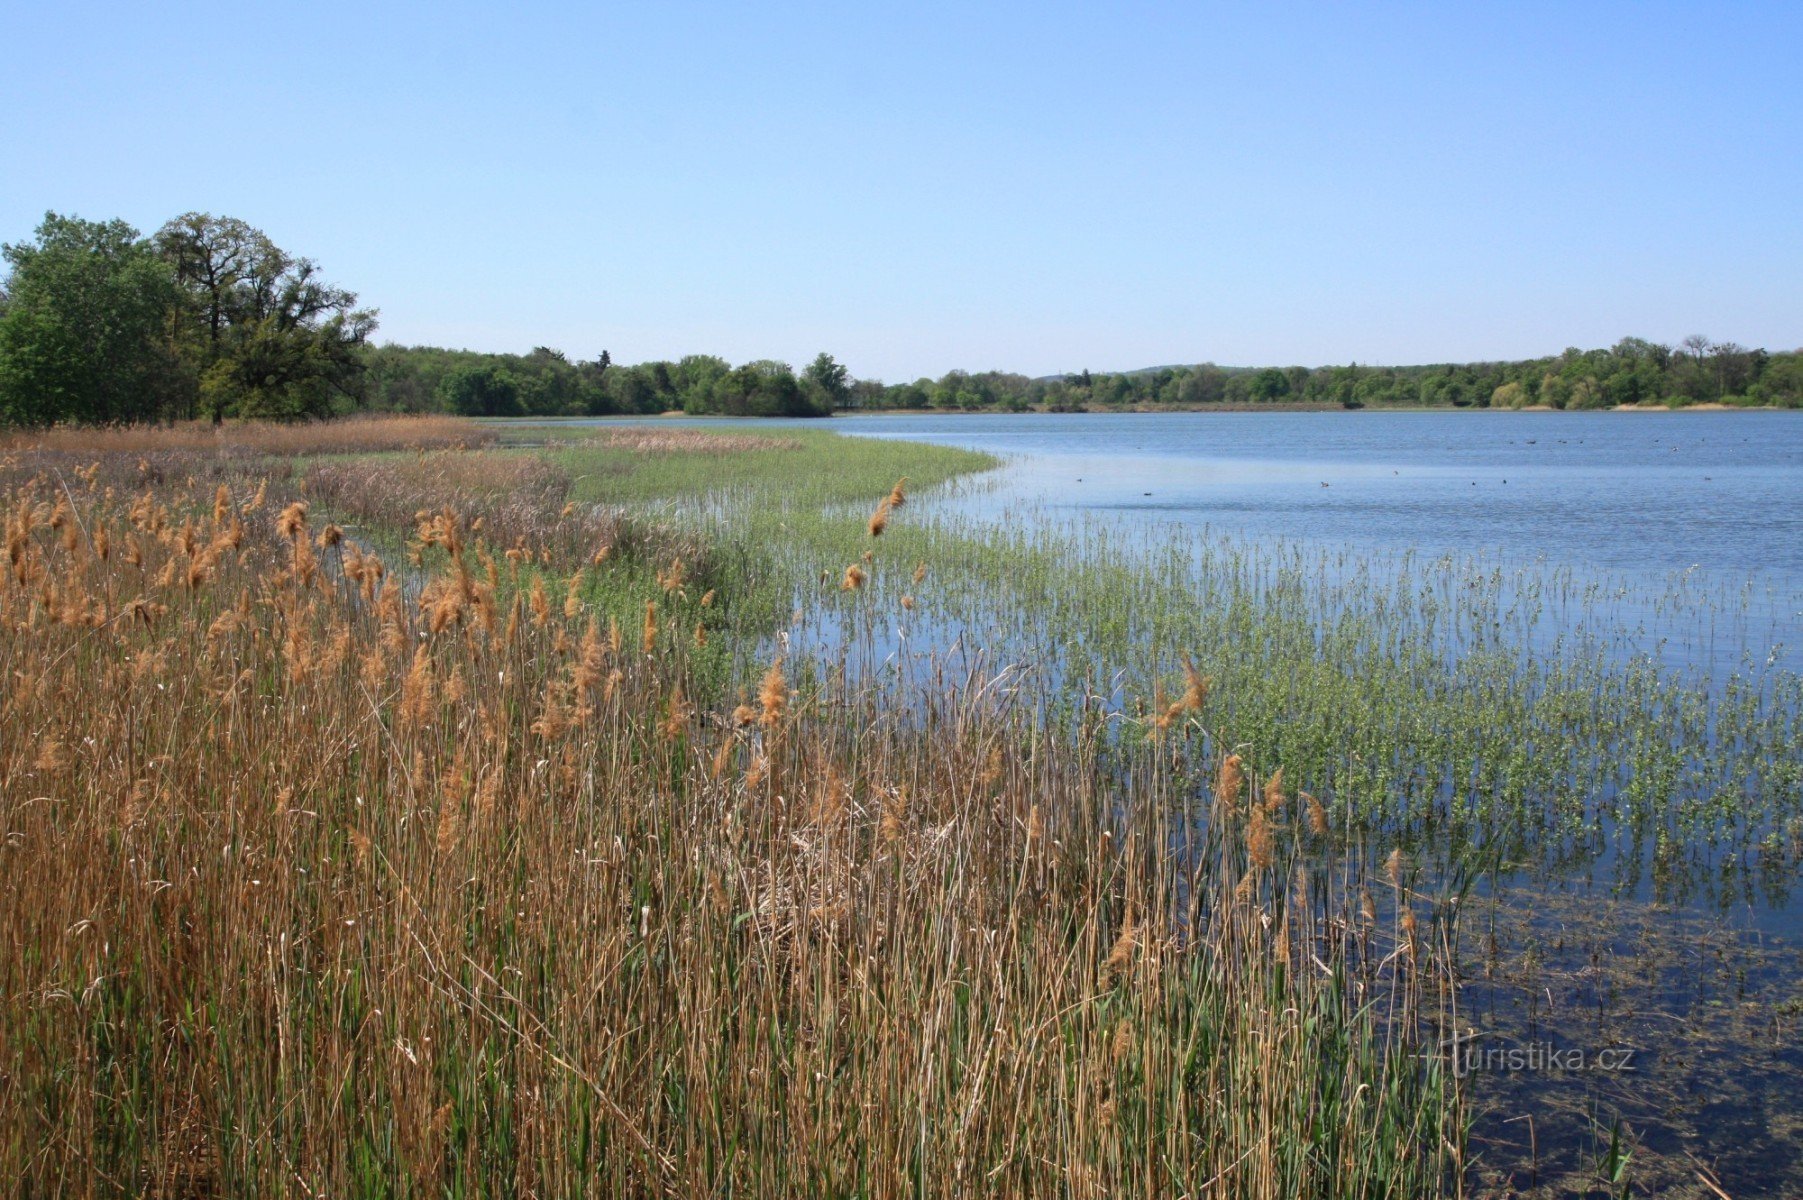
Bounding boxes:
837 338 1803 412
363 345 847 418
4 210 1798 426
362 337 1802 417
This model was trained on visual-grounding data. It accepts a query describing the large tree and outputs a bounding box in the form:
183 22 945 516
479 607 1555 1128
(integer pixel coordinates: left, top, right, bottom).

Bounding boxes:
154 213 376 421
802 351 851 411
0 213 185 426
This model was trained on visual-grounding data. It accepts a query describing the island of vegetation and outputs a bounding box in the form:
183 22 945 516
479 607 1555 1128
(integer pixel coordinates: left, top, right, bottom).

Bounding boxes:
3 210 1798 428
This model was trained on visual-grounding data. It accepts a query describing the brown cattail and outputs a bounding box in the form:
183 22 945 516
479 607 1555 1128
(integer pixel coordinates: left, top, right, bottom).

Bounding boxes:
758 658 787 728
661 682 691 742
573 617 605 692
1215 753 1245 811
531 687 568 741
1247 802 1275 871
436 799 463 854
1303 792 1329 836
1262 767 1286 816
277 501 307 540
1179 654 1210 712
401 645 435 725
1103 907 1138 979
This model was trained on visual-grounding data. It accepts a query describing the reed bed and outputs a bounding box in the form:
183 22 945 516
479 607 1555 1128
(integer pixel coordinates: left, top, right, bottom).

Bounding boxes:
0 443 1465 1197
0 414 491 458
568 428 806 455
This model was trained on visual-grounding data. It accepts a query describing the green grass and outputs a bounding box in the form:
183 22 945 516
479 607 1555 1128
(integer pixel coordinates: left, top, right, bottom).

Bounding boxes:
515 422 1802 911
543 425 994 508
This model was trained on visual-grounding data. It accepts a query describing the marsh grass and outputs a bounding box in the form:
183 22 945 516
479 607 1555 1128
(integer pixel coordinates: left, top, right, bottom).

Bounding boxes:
0 413 490 457
0 430 1466 1197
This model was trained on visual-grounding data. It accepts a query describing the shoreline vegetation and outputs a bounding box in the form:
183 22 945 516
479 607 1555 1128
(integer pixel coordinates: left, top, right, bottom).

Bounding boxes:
1 416 1469 1197
4 415 1800 1196
3 211 1798 431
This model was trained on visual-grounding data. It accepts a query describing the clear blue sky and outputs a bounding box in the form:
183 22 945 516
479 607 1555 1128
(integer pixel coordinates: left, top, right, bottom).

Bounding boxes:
5 2 1799 381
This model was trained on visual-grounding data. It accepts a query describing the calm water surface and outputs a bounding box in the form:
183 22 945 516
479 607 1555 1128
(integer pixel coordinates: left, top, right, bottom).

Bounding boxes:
828 410 1803 577
829 410 1803 671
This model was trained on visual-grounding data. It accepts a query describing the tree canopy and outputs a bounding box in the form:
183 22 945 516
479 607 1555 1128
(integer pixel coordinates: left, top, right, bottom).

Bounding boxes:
0 214 183 425
0 211 375 425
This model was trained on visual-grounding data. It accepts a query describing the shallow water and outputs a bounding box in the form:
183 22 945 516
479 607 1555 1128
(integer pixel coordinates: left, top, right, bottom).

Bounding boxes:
828 410 1803 575
826 410 1803 675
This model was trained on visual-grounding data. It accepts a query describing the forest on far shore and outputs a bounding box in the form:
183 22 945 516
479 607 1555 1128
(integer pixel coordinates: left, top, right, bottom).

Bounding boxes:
3 209 1798 426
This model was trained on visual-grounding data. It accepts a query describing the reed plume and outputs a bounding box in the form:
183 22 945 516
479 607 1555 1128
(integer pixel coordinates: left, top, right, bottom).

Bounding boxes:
661 681 691 742
758 657 787 728
529 575 551 626
1179 654 1210 712
1248 801 1276 872
1103 905 1138 980
1215 753 1245 812
276 501 307 540
1262 767 1285 816
1304 792 1329 836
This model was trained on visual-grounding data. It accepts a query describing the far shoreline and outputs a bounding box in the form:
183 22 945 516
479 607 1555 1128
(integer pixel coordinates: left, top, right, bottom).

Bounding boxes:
812 401 1796 416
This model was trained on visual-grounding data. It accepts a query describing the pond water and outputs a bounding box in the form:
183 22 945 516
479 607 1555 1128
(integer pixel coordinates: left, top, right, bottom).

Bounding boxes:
825 410 1803 674
826 410 1802 575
